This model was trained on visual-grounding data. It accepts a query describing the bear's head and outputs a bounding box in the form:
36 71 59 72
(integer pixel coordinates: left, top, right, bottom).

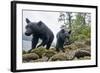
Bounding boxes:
61 29 71 42
61 29 71 37
25 18 42 36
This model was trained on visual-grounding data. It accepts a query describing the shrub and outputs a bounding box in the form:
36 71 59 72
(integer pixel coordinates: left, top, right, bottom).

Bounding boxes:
70 24 91 42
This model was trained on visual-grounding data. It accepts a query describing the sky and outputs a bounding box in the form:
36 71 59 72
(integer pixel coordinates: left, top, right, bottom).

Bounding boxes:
23 10 64 44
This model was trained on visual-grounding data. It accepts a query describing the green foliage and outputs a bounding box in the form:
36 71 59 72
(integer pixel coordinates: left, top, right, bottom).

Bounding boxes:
74 13 85 25
70 24 91 42
69 13 91 42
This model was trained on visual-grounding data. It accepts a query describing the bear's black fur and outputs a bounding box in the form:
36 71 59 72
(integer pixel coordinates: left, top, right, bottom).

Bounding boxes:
56 29 71 52
25 18 54 52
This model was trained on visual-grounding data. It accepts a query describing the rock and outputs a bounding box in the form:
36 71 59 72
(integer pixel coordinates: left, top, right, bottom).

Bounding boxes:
73 57 78 60
33 57 48 62
22 50 27 54
80 47 91 53
49 53 68 61
74 42 87 48
74 49 91 59
83 56 91 59
64 44 77 51
31 48 47 58
65 50 76 60
65 49 91 60
64 41 89 51
42 50 56 59
22 53 39 62
84 39 91 46
50 48 56 51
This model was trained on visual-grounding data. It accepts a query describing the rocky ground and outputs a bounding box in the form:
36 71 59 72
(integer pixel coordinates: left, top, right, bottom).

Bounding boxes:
22 39 91 63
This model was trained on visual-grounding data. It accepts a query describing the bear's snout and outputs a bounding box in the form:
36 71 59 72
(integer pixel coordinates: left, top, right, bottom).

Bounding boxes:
25 32 31 36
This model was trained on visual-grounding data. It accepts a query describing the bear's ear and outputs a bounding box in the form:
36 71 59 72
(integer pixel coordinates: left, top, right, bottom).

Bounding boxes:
61 29 65 33
26 18 31 23
37 21 42 26
68 30 71 34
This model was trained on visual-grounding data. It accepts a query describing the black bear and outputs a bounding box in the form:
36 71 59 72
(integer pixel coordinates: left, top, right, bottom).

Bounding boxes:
56 29 71 52
25 18 54 52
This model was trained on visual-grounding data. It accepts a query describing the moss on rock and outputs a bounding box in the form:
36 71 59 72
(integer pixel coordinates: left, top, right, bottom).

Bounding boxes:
22 50 27 54
84 39 91 46
32 57 48 62
64 43 78 50
22 53 39 62
65 50 76 60
42 50 56 59
49 53 68 61
74 42 87 48
31 48 47 58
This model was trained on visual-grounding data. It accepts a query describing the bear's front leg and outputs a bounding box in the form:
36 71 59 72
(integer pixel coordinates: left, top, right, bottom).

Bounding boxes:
28 37 39 53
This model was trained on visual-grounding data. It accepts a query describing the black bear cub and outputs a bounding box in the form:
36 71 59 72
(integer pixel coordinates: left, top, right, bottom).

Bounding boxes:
25 18 54 52
56 29 71 52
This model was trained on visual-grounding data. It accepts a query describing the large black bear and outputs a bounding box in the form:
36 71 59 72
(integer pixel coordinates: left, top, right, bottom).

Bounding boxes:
25 18 54 52
56 29 71 52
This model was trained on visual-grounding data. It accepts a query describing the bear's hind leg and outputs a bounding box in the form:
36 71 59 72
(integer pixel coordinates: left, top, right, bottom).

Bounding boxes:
46 37 54 50
37 39 47 48
46 43 52 50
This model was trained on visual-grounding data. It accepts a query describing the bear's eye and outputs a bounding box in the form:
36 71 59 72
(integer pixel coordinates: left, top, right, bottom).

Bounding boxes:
26 25 30 29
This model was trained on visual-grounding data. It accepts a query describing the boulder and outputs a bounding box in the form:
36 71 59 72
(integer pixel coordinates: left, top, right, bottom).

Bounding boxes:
22 50 27 54
31 47 47 58
22 53 39 62
65 50 76 60
84 39 91 46
74 42 87 48
64 43 78 51
33 57 48 62
74 49 91 59
49 53 68 61
42 50 56 59
50 48 56 51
